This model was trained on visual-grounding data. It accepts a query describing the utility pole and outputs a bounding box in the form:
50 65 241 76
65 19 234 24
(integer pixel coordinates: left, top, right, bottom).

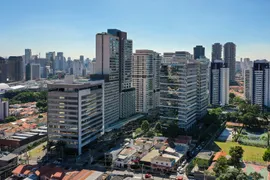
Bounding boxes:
141 164 144 180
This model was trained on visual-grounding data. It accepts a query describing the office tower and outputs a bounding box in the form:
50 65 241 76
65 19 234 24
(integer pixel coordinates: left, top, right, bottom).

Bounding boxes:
193 45 205 59
7 56 23 82
25 49 32 65
89 61 96 74
0 57 7 83
196 57 210 119
80 55 84 65
107 29 136 119
133 50 161 113
224 42 236 83
94 32 120 130
210 60 230 106
46 52 56 75
211 43 222 61
159 52 198 130
31 64 40 80
235 61 241 73
56 52 65 71
162 52 175 63
0 99 9 121
73 60 82 77
47 75 104 155
25 63 31 81
66 58 73 73
82 68 87 77
251 60 270 108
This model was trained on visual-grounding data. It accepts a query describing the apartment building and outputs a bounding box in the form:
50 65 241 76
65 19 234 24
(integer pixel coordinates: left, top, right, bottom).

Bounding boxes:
132 50 161 113
210 60 230 106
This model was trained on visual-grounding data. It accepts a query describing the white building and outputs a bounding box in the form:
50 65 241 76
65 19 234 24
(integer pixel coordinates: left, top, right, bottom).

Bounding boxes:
196 57 210 119
0 99 9 121
132 50 161 113
159 52 198 130
47 75 104 155
72 60 83 77
251 60 270 108
30 64 40 80
210 60 230 106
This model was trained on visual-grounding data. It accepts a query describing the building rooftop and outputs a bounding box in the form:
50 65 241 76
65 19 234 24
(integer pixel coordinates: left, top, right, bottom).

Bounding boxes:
196 150 214 161
152 156 174 163
140 150 160 163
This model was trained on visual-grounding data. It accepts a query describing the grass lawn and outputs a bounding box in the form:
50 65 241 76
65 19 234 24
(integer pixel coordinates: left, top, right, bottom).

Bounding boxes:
29 142 47 158
214 141 266 165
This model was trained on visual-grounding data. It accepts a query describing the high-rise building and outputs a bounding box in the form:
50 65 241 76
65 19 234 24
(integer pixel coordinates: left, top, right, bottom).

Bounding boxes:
56 52 65 71
80 55 84 65
73 60 82 77
196 57 210 119
31 64 41 80
25 63 31 81
251 60 270 108
94 32 120 130
47 75 104 155
210 60 230 106
162 52 175 63
46 52 56 75
132 50 161 113
0 57 7 83
0 99 9 121
25 49 32 65
211 43 222 61
107 29 136 119
224 42 236 83
7 56 23 82
159 52 198 130
244 68 253 101
193 45 205 59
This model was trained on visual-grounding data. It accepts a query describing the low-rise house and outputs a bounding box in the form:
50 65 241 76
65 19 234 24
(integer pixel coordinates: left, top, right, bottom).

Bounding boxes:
151 156 175 172
114 147 137 168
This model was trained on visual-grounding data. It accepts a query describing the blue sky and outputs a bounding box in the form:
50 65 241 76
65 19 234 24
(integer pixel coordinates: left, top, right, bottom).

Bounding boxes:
1 0 270 60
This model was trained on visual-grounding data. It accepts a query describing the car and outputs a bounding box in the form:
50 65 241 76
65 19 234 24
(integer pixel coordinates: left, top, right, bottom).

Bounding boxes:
145 174 152 178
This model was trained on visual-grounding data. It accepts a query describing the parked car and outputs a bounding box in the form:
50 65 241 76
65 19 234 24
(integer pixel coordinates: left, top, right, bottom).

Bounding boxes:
145 174 152 178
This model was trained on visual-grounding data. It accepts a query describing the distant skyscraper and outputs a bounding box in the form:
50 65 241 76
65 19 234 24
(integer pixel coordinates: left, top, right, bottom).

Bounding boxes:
7 56 23 82
56 52 65 71
162 52 175 63
224 42 236 83
133 50 161 113
211 43 222 61
25 49 32 65
73 60 82 77
210 60 229 106
107 29 135 119
25 63 31 81
0 57 7 83
31 64 41 80
193 45 205 59
80 55 84 65
46 52 56 75
251 60 270 108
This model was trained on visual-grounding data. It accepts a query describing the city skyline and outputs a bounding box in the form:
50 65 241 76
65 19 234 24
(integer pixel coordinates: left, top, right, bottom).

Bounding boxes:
1 0 270 60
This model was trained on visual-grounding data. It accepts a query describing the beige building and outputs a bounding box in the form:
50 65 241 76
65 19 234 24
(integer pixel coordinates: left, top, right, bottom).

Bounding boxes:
132 50 161 113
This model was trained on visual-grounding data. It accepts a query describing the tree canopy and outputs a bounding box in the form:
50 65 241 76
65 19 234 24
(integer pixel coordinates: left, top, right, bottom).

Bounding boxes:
213 156 228 177
141 120 150 132
262 148 270 162
249 172 263 180
229 146 244 167
217 168 248 180
5 116 17 122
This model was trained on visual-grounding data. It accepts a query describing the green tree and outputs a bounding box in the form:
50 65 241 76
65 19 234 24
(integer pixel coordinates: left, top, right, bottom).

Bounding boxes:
249 172 263 180
213 156 228 177
155 122 162 132
229 93 236 100
141 120 149 132
5 116 17 122
163 122 180 138
229 146 244 167
135 128 142 135
262 148 270 162
145 130 155 137
217 168 248 180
